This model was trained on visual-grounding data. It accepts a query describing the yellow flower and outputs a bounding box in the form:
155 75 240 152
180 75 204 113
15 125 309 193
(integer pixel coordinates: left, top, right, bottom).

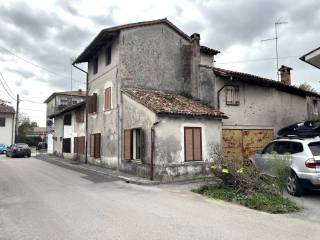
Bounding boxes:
222 168 229 174
211 165 217 169
237 168 244 174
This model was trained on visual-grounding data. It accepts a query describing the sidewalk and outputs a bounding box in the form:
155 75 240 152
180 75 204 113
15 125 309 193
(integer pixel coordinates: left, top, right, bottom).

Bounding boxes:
35 154 160 185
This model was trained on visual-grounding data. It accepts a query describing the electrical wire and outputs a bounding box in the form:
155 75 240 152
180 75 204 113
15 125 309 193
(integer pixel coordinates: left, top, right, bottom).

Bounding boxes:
215 55 300 65
0 45 85 85
0 72 15 97
20 108 46 112
20 99 45 104
0 72 16 101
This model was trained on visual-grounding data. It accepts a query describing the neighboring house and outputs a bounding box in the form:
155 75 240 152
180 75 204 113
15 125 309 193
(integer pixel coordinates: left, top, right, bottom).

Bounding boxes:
44 90 86 118
0 101 15 145
70 18 319 181
300 46 320 69
26 127 47 139
51 102 86 160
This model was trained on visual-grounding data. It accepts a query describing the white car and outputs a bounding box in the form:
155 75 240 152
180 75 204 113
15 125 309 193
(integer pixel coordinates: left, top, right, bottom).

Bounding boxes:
250 137 320 196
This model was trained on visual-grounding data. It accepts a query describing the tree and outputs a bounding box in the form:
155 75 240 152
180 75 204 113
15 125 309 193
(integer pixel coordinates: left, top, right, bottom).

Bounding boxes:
16 114 39 146
298 83 316 93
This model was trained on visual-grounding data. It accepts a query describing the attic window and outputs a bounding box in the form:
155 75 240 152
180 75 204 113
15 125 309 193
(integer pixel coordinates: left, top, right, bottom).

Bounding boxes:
225 86 240 106
93 57 98 74
105 46 112 66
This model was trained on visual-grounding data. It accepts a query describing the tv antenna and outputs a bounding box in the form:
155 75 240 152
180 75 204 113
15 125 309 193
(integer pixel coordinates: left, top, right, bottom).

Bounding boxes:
262 19 288 80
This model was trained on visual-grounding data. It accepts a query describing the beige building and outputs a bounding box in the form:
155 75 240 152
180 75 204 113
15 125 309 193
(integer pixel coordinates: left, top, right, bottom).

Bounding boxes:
0 102 15 145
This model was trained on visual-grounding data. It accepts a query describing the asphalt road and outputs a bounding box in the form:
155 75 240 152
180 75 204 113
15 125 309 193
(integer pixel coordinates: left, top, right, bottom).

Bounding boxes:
0 155 320 240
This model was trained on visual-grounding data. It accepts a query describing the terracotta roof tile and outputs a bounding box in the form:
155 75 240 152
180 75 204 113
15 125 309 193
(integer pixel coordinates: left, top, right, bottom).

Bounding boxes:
200 46 220 55
123 88 227 119
0 103 15 114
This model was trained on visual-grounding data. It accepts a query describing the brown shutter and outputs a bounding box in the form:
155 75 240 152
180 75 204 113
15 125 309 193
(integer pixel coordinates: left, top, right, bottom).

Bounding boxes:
74 137 78 154
184 128 194 161
193 128 202 161
90 134 94 157
94 133 101 158
79 136 85 155
124 129 132 160
93 93 97 113
105 88 111 110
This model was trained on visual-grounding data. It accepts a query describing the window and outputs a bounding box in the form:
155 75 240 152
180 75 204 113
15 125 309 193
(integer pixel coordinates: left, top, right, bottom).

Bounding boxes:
63 114 72 125
0 117 5 127
289 142 303 154
90 133 101 158
105 46 112 65
104 87 111 111
93 57 98 74
60 99 68 105
184 127 202 161
74 136 85 154
75 109 85 123
262 143 275 154
123 128 143 160
225 86 240 106
309 142 320 156
313 100 318 115
72 100 77 105
88 93 97 114
62 138 71 153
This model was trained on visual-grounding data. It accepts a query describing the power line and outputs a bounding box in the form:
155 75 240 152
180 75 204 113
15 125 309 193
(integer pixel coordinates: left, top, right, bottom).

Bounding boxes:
20 99 45 104
0 72 16 101
0 72 15 97
20 108 46 112
0 45 85 85
215 55 299 65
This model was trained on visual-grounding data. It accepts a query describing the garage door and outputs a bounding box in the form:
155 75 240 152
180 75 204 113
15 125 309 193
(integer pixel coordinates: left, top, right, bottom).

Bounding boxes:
222 129 274 165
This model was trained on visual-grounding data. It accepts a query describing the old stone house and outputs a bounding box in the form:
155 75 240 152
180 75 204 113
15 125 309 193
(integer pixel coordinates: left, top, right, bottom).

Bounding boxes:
71 18 320 181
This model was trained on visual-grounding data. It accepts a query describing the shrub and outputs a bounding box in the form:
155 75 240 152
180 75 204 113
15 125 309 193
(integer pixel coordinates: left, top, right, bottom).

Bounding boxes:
266 153 292 195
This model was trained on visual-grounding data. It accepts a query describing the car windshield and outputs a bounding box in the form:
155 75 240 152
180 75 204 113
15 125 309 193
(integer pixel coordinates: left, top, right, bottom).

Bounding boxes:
308 141 320 156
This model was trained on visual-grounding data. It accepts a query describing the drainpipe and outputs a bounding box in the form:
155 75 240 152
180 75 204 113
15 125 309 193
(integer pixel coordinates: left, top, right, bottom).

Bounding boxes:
217 76 233 110
150 120 161 181
72 63 89 164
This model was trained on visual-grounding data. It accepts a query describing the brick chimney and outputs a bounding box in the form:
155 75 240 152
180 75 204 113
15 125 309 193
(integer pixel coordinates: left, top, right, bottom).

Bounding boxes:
190 33 201 98
278 65 292 85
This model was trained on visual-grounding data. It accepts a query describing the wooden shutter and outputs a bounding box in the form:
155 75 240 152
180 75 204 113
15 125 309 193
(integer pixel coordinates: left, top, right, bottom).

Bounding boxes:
76 109 84 123
184 127 202 161
105 87 111 110
193 128 202 161
90 134 94 157
78 136 85 155
124 129 132 160
88 94 97 113
74 137 78 153
185 128 194 161
94 133 101 158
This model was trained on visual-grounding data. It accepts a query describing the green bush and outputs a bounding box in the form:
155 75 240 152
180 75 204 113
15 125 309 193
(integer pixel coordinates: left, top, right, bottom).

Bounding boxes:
266 153 292 194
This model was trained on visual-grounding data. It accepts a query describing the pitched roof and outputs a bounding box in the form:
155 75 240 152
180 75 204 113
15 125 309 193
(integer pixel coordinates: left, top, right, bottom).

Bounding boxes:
122 88 227 119
0 102 15 114
74 18 191 63
212 66 320 98
44 90 86 103
200 46 220 56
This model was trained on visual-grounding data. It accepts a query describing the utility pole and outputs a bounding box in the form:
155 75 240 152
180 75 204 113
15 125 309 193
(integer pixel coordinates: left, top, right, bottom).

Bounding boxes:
15 94 19 143
262 19 288 81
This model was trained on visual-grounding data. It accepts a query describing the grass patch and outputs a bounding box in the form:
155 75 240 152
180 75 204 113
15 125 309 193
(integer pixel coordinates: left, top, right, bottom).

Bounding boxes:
192 185 300 214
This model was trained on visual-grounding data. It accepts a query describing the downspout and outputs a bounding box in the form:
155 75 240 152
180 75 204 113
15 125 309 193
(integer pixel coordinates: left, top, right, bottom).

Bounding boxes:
217 76 233 110
150 120 161 181
72 63 89 164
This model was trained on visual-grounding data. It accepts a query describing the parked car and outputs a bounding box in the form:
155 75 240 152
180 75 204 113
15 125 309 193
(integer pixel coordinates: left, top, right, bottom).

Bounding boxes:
6 143 31 158
250 137 320 196
0 144 8 154
37 142 47 150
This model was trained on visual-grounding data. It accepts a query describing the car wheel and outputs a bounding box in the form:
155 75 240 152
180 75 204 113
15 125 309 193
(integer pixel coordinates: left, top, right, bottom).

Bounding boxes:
3 150 6 154
287 172 304 196
28 154 31 158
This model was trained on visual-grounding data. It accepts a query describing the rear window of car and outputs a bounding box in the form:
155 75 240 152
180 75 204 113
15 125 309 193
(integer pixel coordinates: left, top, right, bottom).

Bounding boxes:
16 144 29 148
308 142 320 156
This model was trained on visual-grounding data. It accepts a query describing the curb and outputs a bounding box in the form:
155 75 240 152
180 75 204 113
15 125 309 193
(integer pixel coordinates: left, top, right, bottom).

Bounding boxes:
35 155 160 186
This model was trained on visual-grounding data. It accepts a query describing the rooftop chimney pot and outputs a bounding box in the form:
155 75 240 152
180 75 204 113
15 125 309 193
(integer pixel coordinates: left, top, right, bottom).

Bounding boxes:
278 65 292 85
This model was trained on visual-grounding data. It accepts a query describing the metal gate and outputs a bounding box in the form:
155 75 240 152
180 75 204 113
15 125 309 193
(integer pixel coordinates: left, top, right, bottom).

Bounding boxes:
222 129 274 165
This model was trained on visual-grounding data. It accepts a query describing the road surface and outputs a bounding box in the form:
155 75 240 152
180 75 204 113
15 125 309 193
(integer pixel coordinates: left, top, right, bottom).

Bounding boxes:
0 155 319 240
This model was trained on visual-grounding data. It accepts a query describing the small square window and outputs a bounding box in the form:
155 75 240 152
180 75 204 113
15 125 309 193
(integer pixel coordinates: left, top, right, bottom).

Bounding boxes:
225 86 240 106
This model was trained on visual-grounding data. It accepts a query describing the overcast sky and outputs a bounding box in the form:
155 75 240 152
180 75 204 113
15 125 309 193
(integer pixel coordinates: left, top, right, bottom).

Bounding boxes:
0 0 319 126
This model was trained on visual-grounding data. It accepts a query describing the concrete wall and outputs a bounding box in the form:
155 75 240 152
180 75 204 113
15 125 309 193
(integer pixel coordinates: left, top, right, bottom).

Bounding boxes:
0 113 15 145
153 117 222 182
215 77 311 133
46 95 85 117
120 94 157 178
53 117 63 156
119 23 190 93
86 36 120 168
